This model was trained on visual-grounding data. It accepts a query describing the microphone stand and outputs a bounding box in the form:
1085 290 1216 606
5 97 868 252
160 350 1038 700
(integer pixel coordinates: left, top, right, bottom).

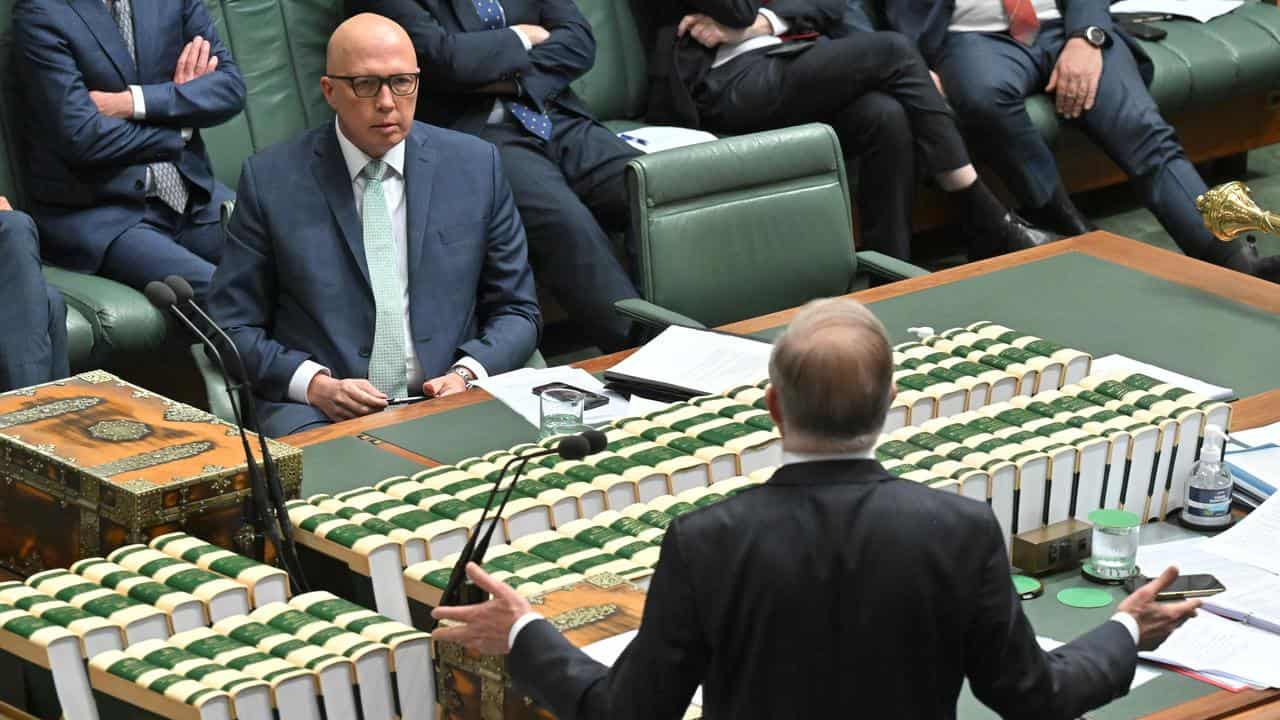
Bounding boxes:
169 278 308 592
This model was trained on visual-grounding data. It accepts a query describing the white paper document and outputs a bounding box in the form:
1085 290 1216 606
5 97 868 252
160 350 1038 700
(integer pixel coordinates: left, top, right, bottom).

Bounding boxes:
581 630 705 708
616 126 719 154
1036 637 1160 689
1110 0 1242 23
1230 421 1280 450
1090 354 1233 402
1135 537 1275 597
606 326 773 397
1204 494 1280 575
472 366 630 428
1225 445 1279 500
1140 612 1280 688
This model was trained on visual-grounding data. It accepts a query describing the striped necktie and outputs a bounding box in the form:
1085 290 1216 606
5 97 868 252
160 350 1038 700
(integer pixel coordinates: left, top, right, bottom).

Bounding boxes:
360 160 409 398
469 0 553 140
107 0 189 213
1002 0 1040 45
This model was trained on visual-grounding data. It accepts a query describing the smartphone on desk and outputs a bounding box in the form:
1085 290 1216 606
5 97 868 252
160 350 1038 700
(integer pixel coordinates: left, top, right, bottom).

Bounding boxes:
531 382 611 411
1123 573 1226 600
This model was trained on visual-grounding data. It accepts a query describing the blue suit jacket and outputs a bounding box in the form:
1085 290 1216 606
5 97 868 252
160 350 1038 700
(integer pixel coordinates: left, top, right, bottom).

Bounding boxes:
878 0 1151 79
207 121 542 437
13 0 246 272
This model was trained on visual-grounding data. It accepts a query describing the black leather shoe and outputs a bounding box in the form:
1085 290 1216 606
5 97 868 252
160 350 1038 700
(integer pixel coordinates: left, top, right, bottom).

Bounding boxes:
1020 184 1096 237
983 212 1064 255
1224 238 1280 283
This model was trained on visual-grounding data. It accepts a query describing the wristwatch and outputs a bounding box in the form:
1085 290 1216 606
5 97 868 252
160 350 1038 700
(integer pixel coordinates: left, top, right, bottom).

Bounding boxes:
1071 25 1108 48
450 365 477 387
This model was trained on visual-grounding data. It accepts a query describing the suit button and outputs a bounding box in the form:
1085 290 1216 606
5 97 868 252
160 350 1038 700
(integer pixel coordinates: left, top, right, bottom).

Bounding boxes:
134 180 145 191
358 348 371 358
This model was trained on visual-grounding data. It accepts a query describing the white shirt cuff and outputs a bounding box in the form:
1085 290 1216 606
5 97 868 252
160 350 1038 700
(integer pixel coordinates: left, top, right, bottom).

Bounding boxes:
181 127 193 142
129 85 146 119
508 612 542 651
758 8 789 36
509 26 533 51
453 356 489 382
1110 612 1140 647
288 361 331 405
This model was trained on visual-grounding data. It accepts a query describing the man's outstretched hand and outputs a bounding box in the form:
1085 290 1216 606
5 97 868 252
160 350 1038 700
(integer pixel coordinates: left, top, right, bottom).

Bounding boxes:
432 562 532 656
1118 566 1202 651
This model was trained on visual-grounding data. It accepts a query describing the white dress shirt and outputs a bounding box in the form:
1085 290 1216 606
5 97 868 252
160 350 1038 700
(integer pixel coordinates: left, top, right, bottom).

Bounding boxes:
286 119 488 404
950 0 1061 33
507 442 1140 650
712 9 789 69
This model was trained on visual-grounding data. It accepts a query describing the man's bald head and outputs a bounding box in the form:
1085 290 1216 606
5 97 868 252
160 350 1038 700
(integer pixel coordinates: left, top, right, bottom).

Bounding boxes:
326 13 414 75
321 13 419 158
766 298 894 453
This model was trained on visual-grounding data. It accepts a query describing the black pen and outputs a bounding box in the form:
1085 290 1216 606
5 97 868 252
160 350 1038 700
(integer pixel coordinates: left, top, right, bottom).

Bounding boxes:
388 395 427 406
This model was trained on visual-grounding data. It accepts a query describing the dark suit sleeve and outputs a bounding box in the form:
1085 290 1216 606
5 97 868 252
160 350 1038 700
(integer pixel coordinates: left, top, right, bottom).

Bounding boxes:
136 0 247 127
517 0 596 111
684 0 845 31
13 1 185 168
207 160 316 403
353 0 531 90
508 521 708 720
1062 0 1115 37
455 145 541 374
964 510 1137 720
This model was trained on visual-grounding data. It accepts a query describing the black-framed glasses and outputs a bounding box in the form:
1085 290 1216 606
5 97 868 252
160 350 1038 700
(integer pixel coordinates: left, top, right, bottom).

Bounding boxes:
327 72 420 98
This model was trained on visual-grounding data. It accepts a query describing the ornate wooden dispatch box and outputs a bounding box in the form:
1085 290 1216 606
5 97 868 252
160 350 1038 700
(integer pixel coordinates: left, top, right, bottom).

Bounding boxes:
0 371 301 576
434 574 700 720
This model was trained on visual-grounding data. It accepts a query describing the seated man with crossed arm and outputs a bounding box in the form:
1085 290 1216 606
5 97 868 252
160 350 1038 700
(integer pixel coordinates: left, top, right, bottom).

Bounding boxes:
208 14 540 438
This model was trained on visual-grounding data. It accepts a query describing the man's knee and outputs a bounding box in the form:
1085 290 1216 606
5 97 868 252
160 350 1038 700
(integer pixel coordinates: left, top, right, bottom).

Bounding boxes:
945 74 1027 130
0 210 40 256
840 92 913 150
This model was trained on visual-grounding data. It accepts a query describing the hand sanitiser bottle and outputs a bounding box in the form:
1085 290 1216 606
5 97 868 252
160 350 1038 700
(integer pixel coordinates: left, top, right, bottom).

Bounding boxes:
1181 425 1234 529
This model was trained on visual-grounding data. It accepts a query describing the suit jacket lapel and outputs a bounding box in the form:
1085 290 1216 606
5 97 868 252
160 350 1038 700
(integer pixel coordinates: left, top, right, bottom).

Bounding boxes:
69 0 136 84
450 0 489 31
403 128 436 279
128 0 158 83
311 126 371 288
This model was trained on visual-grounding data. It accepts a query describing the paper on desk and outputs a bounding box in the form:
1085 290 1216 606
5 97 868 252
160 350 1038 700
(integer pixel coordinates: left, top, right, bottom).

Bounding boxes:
1090 354 1233 402
1225 445 1279 500
1110 0 1242 22
627 396 674 416
1203 494 1280 575
1140 613 1280 688
1037 637 1160 689
1230 421 1280 450
607 326 773 397
616 126 718 154
581 630 705 707
472 366 630 428
1136 537 1275 595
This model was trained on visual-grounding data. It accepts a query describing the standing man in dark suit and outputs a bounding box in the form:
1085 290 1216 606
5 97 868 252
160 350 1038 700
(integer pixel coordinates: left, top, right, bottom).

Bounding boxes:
347 0 642 351
0 198 68 392
13 0 246 299
877 0 1280 280
208 14 540 438
638 0 1059 261
434 297 1201 719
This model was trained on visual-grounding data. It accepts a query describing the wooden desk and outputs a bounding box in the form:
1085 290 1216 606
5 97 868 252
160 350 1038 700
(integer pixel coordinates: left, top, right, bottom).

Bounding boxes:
284 232 1280 720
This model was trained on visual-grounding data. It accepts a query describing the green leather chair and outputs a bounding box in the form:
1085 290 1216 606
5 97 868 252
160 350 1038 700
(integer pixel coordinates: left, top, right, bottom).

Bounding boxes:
0 4 166 373
615 124 927 330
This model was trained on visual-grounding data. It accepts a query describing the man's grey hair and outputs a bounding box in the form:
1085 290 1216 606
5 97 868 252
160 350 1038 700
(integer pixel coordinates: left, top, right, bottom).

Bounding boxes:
767 298 894 453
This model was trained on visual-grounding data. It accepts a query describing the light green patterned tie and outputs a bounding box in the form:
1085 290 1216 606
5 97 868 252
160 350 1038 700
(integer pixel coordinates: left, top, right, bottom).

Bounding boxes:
361 160 408 398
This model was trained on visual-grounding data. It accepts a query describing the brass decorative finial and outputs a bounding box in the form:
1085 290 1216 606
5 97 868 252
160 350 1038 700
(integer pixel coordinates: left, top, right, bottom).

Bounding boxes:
1196 181 1280 241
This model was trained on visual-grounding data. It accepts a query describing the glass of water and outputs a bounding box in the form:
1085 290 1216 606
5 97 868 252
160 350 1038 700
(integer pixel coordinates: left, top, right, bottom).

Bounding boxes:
539 387 585 439
1088 509 1141 580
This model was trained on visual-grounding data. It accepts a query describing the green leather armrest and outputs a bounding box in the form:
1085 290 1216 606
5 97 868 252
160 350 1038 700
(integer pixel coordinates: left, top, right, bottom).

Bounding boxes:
42 266 167 361
614 298 707 330
191 343 238 424
854 250 929 281
64 306 96 372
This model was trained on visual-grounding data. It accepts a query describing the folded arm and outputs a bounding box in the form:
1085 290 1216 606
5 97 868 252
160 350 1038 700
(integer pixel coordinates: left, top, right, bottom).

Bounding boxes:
13 3 184 168
135 0 247 127
518 0 596 110
207 161 314 404
455 145 541 375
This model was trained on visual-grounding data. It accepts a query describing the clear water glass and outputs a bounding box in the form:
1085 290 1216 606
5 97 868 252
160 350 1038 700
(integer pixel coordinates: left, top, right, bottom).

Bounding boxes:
539 387 585 439
1091 525 1140 579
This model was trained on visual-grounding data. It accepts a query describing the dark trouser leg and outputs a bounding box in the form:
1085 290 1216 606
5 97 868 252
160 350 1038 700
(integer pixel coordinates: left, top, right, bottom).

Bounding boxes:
829 92 916 258
935 30 1061 208
99 201 217 300
482 120 640 352
0 211 65 390
1074 34 1240 264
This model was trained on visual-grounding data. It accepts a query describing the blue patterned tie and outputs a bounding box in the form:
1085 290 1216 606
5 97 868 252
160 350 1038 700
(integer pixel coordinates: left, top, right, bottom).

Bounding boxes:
470 0 553 140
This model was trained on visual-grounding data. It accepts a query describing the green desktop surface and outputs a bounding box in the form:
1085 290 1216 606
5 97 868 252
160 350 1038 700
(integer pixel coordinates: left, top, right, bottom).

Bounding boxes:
364 399 538 466
301 435 431 496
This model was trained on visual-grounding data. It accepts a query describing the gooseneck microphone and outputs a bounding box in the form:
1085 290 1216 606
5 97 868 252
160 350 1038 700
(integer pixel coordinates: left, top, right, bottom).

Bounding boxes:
435 431 598 611
146 282 306 591
163 276 308 592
